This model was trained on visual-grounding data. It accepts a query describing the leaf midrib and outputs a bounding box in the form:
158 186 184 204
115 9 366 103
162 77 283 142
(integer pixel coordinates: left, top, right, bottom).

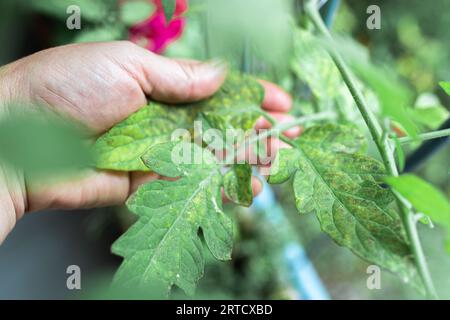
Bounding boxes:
140 169 219 285
295 142 403 257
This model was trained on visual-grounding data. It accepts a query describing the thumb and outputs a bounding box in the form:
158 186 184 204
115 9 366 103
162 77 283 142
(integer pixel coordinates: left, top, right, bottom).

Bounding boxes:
132 48 228 103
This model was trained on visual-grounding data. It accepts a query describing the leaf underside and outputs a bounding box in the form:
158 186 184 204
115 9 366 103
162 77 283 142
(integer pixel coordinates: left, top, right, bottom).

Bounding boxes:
106 73 264 296
94 72 264 171
269 124 420 285
223 163 253 207
112 142 233 295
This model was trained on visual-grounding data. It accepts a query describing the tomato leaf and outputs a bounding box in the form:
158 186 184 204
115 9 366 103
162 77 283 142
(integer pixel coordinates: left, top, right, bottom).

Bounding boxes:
385 174 450 254
112 142 233 295
269 124 420 285
94 73 264 171
223 163 253 207
95 103 194 171
198 73 264 133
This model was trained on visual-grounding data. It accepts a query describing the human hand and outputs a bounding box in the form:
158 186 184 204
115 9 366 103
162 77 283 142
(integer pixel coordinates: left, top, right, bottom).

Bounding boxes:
0 41 296 242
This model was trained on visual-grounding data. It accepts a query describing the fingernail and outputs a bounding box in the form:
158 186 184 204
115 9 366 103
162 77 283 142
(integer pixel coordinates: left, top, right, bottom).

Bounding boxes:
255 116 270 129
252 176 264 194
284 125 302 137
205 59 228 77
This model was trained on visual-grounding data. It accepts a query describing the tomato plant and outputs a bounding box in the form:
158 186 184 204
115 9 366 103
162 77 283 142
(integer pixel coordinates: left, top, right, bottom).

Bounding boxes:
19 0 449 299
87 0 450 299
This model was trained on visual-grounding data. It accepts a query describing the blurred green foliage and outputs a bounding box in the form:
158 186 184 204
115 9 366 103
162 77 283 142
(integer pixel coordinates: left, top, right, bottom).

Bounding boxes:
338 0 450 95
0 108 94 175
386 174 450 253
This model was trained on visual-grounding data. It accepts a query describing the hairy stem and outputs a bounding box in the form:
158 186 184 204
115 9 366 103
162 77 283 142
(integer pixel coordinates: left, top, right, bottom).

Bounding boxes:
305 0 438 299
260 111 335 138
224 111 334 165
262 112 305 148
397 128 450 145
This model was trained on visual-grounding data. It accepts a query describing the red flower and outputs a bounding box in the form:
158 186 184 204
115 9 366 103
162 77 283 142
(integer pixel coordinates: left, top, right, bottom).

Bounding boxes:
129 0 188 53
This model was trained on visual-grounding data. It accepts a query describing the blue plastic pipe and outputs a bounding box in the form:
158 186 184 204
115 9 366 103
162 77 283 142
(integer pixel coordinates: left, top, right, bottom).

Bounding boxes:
251 179 330 300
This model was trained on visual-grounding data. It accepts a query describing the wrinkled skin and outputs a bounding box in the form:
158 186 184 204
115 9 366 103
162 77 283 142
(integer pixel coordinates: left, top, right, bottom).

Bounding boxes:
0 41 298 243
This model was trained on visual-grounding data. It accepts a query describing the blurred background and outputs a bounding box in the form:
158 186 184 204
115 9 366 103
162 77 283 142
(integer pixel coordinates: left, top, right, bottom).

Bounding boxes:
0 0 449 299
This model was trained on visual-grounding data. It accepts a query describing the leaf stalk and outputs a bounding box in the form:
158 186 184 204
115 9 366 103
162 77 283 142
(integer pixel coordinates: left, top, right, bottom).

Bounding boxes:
224 111 334 164
397 128 450 145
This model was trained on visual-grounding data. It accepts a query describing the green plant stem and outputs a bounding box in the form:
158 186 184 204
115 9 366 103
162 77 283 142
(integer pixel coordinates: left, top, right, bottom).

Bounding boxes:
305 0 438 299
224 111 334 165
261 111 335 137
396 128 450 145
261 112 325 150
261 114 316 149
